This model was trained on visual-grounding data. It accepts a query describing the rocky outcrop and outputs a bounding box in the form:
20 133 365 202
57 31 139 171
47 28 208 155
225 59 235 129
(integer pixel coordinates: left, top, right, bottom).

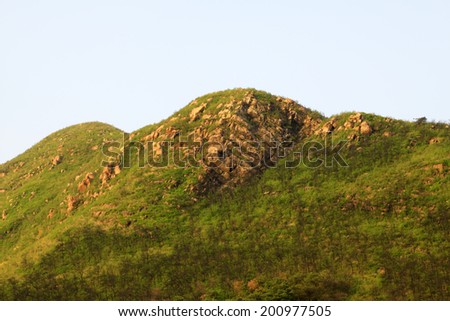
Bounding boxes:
433 163 444 174
344 113 363 129
12 162 25 173
51 155 63 166
100 166 113 185
189 103 206 122
359 121 372 135
78 172 95 193
317 118 337 135
429 137 443 144
100 164 121 186
317 112 373 138
138 90 324 193
143 125 164 141
47 209 55 219
67 195 79 213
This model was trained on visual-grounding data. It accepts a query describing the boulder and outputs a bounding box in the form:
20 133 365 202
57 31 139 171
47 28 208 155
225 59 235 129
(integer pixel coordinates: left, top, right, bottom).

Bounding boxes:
165 127 180 139
242 92 255 105
189 103 206 122
321 122 335 134
144 132 157 141
344 113 363 129
343 121 353 129
433 164 444 174
347 133 358 141
99 163 122 186
351 113 363 123
52 155 63 166
67 195 78 213
429 137 442 145
47 209 54 219
143 125 164 141
317 118 337 135
359 121 372 135
100 167 112 185
78 172 95 192
283 98 294 105
152 142 164 156
206 143 224 156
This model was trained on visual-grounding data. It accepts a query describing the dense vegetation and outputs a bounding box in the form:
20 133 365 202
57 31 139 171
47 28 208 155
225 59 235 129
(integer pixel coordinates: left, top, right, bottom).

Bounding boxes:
0 89 448 300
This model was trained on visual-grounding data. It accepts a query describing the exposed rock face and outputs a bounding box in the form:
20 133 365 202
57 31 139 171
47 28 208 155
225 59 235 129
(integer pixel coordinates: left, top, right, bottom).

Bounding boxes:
134 95 381 195
139 90 323 193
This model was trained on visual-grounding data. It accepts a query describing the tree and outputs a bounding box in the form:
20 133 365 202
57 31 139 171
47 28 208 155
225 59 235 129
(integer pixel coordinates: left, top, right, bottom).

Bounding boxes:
414 117 427 124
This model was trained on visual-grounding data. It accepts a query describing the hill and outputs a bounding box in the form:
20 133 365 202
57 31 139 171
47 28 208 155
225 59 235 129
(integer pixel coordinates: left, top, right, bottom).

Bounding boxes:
0 89 449 300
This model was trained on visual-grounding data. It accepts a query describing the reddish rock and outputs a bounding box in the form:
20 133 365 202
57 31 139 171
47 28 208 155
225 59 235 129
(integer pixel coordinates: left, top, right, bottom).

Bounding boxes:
189 104 206 122
429 137 442 145
67 195 78 213
52 155 63 166
359 121 372 135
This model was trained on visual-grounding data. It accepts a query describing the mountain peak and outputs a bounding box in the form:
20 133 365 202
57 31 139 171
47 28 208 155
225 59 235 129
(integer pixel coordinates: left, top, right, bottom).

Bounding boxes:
130 89 324 192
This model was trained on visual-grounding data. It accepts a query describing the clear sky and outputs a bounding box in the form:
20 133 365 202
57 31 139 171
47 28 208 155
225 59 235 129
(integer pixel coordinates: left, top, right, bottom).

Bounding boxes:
1 0 449 163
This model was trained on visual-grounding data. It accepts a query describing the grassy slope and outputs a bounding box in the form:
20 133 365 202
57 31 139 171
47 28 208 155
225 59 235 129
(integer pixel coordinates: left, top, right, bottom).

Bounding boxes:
197 119 449 300
0 122 124 277
0 91 448 300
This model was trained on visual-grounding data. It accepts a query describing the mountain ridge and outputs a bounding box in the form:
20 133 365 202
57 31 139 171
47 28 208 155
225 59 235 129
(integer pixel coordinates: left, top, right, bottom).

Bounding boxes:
0 88 448 300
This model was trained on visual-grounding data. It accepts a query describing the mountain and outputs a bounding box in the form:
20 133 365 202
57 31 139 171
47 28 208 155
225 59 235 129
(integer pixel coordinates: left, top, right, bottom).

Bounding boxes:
0 88 448 300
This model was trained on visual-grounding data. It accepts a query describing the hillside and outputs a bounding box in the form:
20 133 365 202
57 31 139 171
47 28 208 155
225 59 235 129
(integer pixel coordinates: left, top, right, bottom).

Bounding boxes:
0 89 449 300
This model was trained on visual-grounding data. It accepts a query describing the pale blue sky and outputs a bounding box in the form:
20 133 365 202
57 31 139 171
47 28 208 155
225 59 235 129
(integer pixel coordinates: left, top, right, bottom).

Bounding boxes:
1 0 449 163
